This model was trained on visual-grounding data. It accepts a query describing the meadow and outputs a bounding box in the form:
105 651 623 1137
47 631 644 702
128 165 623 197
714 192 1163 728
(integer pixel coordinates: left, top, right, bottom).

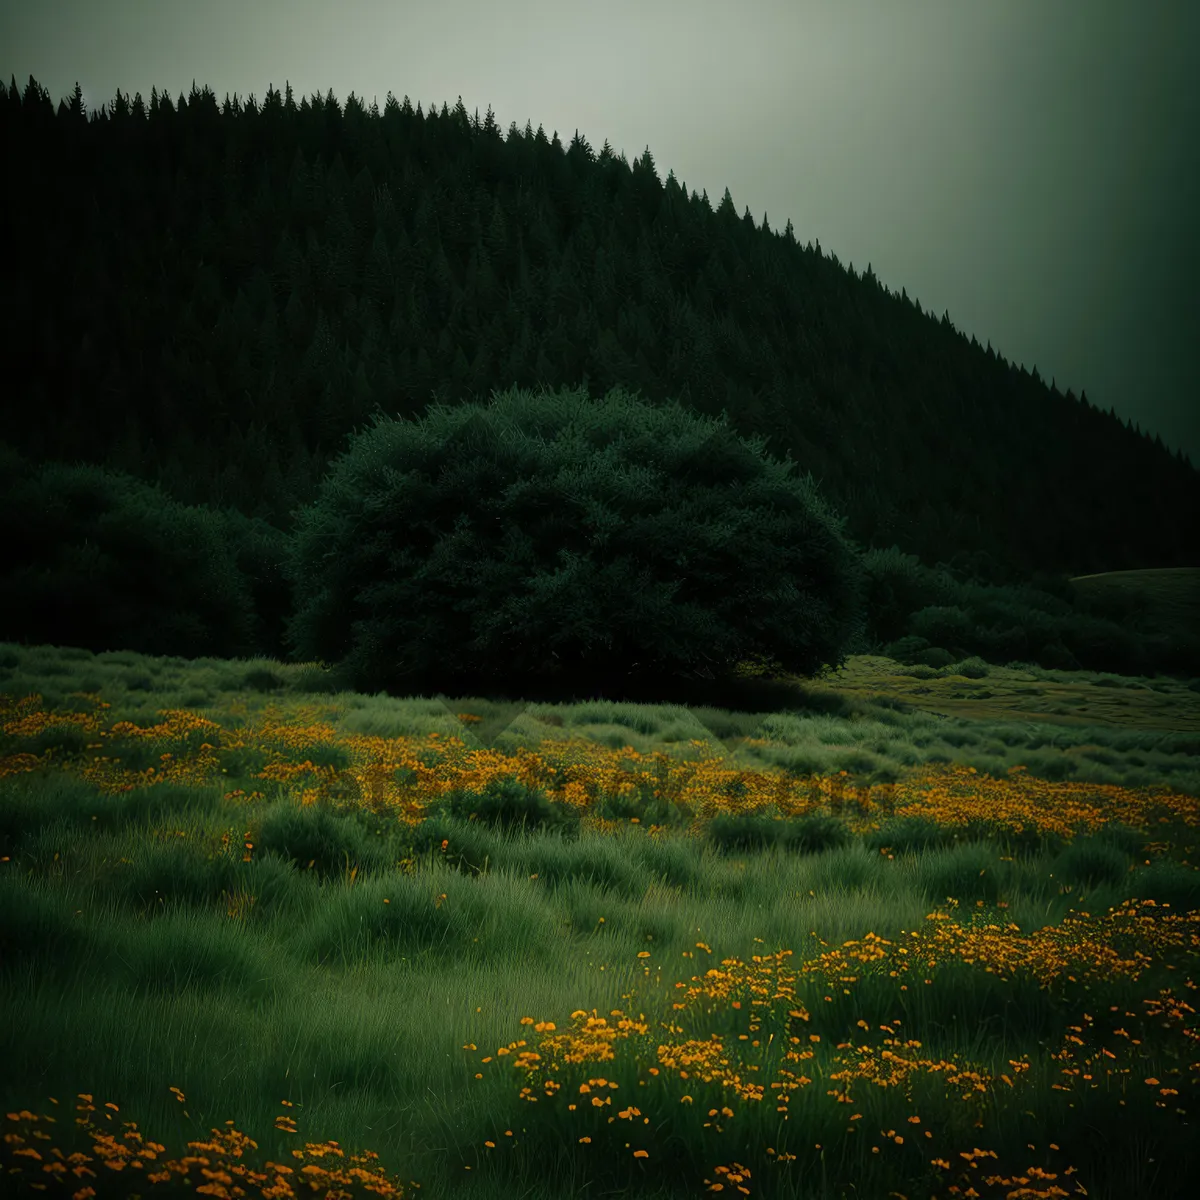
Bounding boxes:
1 636 1197 1199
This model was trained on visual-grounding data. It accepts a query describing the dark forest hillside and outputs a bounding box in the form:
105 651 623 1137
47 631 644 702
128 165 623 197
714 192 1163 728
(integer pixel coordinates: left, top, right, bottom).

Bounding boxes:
3 74 1197 590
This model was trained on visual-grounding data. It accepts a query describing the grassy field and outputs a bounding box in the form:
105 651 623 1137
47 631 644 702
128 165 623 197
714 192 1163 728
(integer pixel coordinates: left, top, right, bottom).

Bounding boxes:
1 633 1198 1200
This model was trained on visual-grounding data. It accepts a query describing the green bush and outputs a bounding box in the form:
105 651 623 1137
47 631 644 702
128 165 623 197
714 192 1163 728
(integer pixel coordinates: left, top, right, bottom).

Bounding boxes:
229 848 313 923
911 645 958 669
0 459 259 661
286 660 358 694
952 656 992 678
210 505 297 661
861 567 1185 679
592 772 698 832
700 808 782 855
882 634 931 665
777 811 851 854
1037 640 1083 672
856 546 960 647
521 836 648 898
1058 613 1154 678
1027 567 1084 606
907 605 977 652
278 383 872 700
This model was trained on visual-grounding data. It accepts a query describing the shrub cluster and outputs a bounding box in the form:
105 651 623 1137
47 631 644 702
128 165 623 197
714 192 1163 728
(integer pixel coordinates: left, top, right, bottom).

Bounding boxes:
3 383 1194 688
277 383 873 699
0 462 239 658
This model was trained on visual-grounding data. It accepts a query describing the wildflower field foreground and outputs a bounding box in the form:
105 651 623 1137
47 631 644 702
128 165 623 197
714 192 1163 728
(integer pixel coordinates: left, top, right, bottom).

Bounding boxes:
0 639 1197 1199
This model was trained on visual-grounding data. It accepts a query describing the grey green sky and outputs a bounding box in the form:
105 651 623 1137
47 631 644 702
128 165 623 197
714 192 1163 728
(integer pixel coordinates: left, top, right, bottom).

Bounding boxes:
6 0 1198 467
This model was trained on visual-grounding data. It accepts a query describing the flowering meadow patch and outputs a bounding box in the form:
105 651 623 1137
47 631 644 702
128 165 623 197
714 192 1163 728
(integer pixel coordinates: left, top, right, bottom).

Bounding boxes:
0 648 1196 1198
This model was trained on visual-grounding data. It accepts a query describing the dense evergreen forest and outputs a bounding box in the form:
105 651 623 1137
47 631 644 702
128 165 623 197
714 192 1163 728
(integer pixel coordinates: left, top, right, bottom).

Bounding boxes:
3 74 1197 590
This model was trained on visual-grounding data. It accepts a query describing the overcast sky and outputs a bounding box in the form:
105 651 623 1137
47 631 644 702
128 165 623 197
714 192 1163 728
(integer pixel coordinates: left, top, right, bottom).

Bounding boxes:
6 0 1198 468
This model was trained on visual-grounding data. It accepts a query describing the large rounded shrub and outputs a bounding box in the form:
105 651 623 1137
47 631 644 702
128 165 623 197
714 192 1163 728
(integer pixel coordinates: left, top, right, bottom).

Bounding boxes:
280 383 871 701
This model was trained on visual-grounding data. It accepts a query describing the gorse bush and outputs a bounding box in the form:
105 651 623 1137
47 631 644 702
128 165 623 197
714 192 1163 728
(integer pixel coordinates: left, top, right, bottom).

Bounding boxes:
280 382 873 700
